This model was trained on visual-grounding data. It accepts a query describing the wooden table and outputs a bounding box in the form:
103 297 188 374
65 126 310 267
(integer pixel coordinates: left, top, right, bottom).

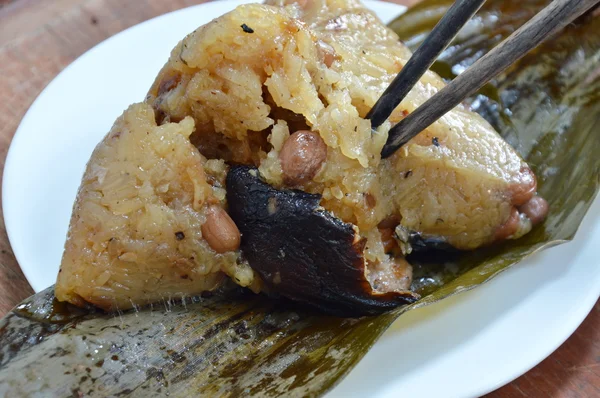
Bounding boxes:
0 0 598 396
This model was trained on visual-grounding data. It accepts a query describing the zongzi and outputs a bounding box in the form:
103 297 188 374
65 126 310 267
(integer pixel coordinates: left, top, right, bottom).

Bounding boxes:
56 0 548 315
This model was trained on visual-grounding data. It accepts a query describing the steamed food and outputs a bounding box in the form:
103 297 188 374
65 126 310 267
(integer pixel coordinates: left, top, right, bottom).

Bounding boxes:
56 104 261 310
55 0 548 315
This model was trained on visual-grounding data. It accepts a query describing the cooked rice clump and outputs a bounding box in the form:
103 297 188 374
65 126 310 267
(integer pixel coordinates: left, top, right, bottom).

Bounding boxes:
56 104 259 310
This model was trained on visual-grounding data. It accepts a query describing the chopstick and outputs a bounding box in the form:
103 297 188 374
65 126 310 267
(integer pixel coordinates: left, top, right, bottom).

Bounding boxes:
367 0 486 129
380 0 600 159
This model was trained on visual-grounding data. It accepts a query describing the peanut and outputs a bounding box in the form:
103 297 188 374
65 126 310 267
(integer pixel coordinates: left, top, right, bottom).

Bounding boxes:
519 195 549 225
495 207 520 240
201 205 241 253
279 130 327 186
509 166 537 206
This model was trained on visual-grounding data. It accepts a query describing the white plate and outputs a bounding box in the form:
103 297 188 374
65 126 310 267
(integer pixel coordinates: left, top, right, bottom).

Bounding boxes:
3 1 599 397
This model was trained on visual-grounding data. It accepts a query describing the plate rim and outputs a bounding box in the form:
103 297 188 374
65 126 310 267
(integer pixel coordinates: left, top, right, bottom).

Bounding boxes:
3 1 598 397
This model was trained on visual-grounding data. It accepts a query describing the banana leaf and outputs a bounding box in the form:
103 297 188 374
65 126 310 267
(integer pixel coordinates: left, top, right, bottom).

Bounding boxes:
1 0 598 396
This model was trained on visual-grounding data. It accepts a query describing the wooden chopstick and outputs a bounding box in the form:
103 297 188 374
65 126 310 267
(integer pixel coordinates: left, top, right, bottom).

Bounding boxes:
381 0 600 159
367 0 486 129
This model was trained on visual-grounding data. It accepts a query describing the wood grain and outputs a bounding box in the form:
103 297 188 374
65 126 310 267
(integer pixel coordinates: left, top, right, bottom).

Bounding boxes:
0 1 597 397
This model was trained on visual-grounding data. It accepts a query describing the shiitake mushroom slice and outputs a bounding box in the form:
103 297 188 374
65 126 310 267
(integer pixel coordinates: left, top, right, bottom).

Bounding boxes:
226 165 419 316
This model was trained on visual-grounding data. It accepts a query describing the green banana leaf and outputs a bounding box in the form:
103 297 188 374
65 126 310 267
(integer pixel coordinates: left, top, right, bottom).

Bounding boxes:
1 0 598 396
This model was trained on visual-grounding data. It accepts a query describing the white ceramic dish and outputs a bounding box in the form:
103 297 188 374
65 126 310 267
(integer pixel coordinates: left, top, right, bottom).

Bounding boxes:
3 1 599 397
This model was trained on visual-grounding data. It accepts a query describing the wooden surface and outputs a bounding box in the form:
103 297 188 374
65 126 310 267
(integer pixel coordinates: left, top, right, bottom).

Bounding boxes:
0 0 597 397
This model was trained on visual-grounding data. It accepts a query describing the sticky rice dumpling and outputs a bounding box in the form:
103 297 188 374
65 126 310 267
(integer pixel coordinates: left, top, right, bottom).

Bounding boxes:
56 0 547 315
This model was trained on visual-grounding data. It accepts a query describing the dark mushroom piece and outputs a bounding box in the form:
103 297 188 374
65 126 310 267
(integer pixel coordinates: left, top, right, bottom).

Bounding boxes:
406 232 457 252
226 165 419 316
